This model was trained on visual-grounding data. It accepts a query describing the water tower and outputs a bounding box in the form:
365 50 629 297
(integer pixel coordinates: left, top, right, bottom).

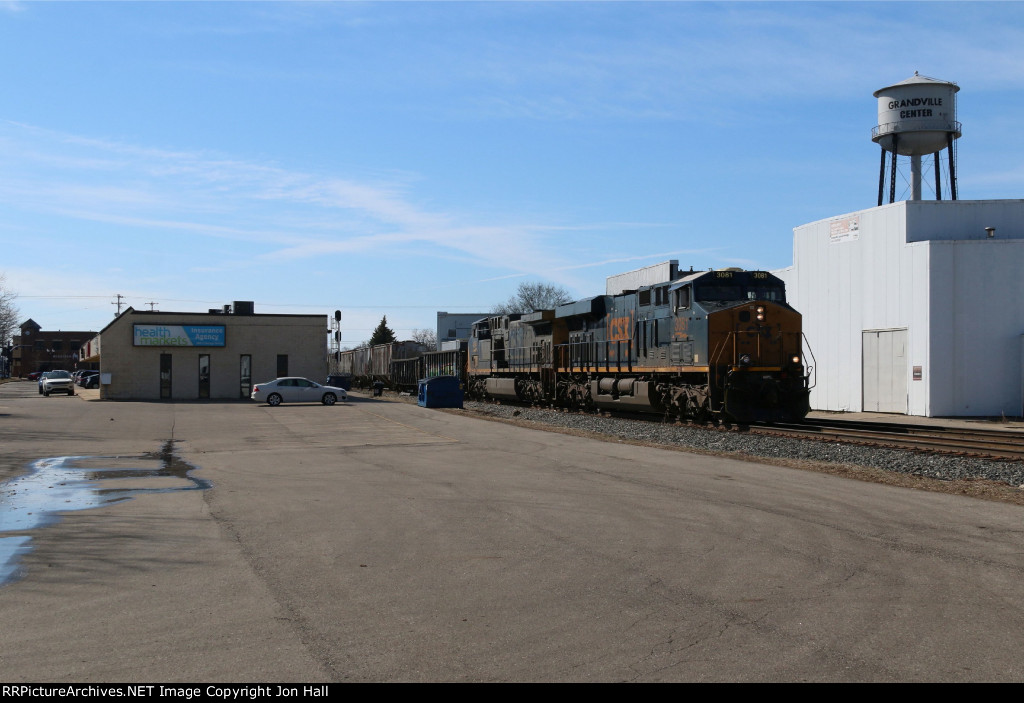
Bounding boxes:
872 72 961 205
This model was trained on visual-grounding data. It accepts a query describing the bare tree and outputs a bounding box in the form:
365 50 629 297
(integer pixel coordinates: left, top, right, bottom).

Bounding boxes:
411 328 437 351
0 274 19 346
492 281 573 315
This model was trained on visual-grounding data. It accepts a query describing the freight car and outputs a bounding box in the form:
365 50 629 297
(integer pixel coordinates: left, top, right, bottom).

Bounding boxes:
337 341 467 391
466 269 812 423
388 344 469 391
336 341 427 389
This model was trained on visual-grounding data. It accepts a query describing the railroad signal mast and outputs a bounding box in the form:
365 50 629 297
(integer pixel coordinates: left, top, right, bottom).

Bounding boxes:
330 310 342 372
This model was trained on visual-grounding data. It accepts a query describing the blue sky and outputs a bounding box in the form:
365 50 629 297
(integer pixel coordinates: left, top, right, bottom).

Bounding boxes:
3 1 1024 346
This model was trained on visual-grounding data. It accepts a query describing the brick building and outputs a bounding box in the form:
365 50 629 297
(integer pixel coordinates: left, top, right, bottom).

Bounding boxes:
11 319 97 377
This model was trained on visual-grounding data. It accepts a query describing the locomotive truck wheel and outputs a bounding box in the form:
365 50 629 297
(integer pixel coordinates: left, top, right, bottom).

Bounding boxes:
267 393 282 407
322 393 336 406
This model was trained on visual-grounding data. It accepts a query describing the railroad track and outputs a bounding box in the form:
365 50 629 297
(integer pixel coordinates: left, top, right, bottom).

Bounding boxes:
748 418 1024 462
400 390 1024 463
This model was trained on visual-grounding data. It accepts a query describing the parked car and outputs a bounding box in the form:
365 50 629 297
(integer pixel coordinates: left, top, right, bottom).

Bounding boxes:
41 370 75 396
27 371 44 381
250 377 347 406
83 372 100 389
76 370 100 386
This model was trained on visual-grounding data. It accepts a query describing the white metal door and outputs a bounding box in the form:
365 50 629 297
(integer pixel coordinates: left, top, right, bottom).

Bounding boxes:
863 329 908 414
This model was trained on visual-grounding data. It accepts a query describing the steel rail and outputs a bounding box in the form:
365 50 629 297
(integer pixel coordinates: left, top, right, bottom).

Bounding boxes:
749 420 1024 462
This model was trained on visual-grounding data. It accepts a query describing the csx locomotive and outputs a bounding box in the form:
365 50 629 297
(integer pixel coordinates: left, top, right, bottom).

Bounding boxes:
467 269 812 423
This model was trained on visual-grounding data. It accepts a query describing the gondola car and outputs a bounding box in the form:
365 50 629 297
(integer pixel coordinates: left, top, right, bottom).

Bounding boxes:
389 343 469 392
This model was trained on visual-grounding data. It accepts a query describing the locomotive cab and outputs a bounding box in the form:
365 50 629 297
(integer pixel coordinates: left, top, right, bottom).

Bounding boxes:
670 270 810 422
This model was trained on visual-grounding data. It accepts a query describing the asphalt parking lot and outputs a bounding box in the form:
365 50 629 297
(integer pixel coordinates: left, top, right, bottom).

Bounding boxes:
1 379 1023 682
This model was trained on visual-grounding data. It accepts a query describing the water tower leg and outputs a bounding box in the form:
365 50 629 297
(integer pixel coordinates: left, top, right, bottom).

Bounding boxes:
947 134 958 201
878 148 887 207
889 153 898 204
910 154 922 201
934 152 942 200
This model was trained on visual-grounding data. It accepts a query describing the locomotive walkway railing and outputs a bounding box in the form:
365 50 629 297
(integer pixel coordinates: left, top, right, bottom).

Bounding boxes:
553 341 633 374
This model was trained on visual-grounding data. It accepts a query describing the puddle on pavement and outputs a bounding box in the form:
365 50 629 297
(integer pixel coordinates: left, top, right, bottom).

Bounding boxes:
0 440 209 587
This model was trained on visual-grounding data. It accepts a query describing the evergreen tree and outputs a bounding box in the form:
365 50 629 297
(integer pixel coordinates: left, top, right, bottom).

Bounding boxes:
369 316 397 346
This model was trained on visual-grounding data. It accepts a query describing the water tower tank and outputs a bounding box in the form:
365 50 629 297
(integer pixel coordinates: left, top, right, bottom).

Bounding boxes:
872 72 961 203
872 72 960 154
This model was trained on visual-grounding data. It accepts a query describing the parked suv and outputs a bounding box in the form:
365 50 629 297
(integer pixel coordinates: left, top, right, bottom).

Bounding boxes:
41 370 75 396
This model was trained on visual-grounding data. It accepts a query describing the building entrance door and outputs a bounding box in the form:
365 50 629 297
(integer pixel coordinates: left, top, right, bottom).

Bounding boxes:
198 354 210 399
862 329 908 413
160 354 172 400
240 354 252 399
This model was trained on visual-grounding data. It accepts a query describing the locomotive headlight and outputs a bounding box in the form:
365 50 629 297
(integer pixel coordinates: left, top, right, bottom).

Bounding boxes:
791 355 801 365
739 354 752 367
756 306 765 321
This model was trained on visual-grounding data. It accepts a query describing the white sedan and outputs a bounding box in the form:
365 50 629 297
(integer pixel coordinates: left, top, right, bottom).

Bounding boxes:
251 377 348 406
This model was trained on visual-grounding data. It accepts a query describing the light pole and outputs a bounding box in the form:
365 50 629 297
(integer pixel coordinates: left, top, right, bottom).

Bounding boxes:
6 344 31 378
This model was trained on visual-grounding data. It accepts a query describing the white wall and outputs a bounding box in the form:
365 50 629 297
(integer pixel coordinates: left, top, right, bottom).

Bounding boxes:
928 239 1024 416
905 199 1024 243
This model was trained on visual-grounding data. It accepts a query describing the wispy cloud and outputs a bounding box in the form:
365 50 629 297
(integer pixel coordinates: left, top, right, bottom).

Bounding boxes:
0 120 657 282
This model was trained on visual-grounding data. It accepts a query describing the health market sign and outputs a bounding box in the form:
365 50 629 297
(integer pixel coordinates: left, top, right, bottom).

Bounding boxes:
133 324 226 347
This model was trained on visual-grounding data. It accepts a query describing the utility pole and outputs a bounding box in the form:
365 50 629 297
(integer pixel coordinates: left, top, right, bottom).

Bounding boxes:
145 301 159 311
112 294 126 316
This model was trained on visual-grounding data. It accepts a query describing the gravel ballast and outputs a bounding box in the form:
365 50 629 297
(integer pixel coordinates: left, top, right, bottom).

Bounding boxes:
450 400 1024 505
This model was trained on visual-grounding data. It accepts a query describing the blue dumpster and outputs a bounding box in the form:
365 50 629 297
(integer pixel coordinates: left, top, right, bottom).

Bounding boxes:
325 374 352 391
417 375 464 409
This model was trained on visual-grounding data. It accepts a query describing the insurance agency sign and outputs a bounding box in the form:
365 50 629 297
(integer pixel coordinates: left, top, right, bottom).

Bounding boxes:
133 324 226 347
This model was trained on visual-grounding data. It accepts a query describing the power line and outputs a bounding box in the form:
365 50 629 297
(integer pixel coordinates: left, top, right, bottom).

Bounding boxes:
18 295 487 309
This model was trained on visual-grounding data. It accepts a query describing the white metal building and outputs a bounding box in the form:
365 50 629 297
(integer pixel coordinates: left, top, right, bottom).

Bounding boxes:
606 261 681 295
777 199 1024 417
436 311 489 345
